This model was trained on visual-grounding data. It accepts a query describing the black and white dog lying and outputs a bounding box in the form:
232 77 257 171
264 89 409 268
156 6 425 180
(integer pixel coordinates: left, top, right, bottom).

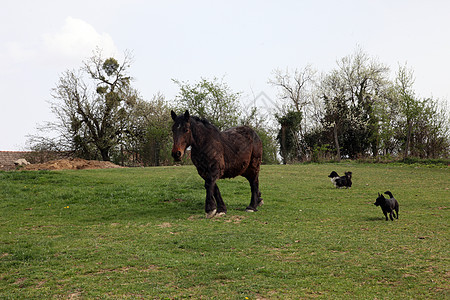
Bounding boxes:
328 171 352 188
374 191 399 221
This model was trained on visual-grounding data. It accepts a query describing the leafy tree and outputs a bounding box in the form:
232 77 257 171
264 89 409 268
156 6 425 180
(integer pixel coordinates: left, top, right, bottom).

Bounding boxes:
320 48 390 159
124 93 173 166
275 110 303 164
374 83 399 157
418 99 450 158
173 77 241 130
321 94 347 162
394 64 422 158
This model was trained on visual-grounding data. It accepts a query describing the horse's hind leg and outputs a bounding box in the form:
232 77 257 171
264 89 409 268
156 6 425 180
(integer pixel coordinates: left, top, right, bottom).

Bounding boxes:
244 142 263 212
257 190 264 207
214 184 227 216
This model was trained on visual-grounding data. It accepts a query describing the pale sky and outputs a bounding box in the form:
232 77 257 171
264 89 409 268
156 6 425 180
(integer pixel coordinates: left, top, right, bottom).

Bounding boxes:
1 0 449 150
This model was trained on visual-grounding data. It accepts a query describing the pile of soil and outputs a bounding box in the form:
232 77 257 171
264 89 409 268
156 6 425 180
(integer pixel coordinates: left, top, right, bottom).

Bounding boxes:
23 158 122 171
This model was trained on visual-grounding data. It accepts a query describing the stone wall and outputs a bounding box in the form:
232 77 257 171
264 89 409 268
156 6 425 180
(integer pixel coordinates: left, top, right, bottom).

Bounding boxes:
0 151 70 170
0 151 32 170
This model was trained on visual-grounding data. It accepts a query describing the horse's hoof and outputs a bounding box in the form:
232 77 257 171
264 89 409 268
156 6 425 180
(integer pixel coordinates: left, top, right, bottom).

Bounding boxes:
205 209 217 219
245 208 257 213
216 212 226 217
258 200 264 207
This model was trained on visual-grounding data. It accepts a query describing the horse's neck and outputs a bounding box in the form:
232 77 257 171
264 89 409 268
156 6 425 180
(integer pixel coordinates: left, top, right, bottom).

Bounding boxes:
191 120 218 149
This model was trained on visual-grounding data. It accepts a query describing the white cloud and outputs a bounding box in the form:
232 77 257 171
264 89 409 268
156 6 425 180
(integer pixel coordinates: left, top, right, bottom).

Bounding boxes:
43 17 119 60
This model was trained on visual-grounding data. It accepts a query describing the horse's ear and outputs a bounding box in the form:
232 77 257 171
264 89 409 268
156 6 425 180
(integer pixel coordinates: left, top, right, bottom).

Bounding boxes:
171 110 177 121
184 110 190 121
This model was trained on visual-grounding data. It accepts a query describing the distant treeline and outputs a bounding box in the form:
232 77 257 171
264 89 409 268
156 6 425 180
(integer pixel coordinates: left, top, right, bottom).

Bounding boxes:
28 48 449 166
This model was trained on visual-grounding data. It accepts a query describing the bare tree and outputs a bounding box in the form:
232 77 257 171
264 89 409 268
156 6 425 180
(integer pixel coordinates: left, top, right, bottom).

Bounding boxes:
269 65 316 113
269 65 317 160
30 50 138 161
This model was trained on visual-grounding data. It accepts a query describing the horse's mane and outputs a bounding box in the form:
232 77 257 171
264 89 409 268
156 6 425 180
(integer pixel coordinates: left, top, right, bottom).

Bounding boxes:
191 116 220 132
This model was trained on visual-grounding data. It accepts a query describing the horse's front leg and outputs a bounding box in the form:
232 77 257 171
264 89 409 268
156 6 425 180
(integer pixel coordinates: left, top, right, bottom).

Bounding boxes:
246 176 262 212
204 178 217 218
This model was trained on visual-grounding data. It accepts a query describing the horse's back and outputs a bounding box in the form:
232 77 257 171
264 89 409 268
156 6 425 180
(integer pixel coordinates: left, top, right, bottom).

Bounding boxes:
221 126 262 178
222 126 261 154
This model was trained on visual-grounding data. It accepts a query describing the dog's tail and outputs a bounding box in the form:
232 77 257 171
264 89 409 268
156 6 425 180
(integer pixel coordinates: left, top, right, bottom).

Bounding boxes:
384 191 394 198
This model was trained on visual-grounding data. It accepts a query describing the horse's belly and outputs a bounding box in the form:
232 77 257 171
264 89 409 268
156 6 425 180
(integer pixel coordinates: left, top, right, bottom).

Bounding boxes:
222 158 251 178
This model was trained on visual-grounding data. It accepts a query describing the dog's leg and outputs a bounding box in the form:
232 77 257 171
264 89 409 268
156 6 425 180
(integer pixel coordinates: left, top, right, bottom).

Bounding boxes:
383 211 388 221
389 212 394 221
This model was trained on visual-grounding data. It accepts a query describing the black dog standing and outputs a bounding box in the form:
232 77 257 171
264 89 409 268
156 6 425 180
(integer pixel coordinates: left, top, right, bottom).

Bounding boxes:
374 191 399 221
328 171 352 188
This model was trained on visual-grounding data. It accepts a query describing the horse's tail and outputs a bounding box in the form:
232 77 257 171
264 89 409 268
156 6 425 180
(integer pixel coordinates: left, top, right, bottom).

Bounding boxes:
251 129 263 163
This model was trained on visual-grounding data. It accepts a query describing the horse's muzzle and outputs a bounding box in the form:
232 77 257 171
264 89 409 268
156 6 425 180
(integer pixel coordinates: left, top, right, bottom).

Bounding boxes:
172 150 182 161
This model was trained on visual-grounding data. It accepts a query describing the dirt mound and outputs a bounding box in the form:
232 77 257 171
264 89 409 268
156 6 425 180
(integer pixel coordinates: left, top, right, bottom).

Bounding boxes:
23 158 122 171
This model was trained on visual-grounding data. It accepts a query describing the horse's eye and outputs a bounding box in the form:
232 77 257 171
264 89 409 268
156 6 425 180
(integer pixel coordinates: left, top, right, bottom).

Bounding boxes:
184 128 190 133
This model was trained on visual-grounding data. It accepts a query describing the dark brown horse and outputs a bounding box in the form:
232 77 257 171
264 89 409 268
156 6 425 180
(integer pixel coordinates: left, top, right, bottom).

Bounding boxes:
171 110 263 218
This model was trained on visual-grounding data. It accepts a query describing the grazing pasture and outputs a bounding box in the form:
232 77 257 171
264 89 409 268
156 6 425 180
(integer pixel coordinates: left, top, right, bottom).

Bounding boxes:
0 163 448 298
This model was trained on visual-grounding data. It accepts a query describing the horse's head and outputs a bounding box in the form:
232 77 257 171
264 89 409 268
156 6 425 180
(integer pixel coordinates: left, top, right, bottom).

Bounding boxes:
171 110 192 161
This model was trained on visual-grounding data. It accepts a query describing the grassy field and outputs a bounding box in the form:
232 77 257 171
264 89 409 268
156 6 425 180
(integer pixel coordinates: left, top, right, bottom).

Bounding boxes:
0 163 448 299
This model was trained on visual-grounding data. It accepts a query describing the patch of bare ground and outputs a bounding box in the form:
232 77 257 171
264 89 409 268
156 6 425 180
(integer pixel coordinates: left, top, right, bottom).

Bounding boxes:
224 215 246 224
23 157 122 171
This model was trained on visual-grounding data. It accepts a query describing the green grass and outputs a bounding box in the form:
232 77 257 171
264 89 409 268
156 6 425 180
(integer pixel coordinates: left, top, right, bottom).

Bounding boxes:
0 163 448 299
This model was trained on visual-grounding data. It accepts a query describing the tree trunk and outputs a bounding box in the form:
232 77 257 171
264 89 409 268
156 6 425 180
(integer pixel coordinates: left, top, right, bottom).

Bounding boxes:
100 148 110 161
333 125 341 162
154 141 160 166
281 125 287 164
404 121 412 158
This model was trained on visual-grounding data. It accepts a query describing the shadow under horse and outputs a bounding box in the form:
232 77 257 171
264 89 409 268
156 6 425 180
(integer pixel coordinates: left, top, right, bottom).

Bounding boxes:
171 110 263 218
